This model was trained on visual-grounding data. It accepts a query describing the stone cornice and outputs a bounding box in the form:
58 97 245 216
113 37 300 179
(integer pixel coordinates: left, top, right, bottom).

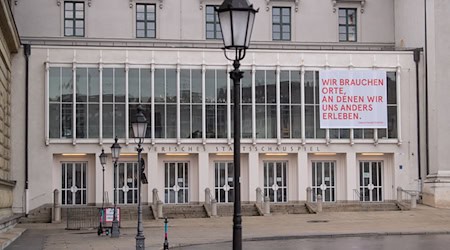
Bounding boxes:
0 178 16 188
0 0 21 53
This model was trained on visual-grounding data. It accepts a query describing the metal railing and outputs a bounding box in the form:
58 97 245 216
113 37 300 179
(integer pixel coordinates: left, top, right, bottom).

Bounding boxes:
66 207 99 229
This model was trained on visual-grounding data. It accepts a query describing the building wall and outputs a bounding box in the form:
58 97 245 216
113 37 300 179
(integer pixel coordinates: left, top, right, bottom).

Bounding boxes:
0 0 20 218
12 0 395 44
10 46 420 211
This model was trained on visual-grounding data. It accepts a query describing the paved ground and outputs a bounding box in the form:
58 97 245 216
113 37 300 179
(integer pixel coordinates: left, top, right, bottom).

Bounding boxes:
178 234 450 250
3 204 450 250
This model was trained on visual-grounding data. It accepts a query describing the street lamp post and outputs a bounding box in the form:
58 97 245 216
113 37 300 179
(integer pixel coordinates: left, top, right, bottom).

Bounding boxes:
98 149 107 234
132 105 148 250
216 1 257 250
110 136 122 238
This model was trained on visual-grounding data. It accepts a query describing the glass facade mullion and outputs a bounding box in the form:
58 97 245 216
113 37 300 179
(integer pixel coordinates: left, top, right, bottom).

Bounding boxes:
48 67 398 142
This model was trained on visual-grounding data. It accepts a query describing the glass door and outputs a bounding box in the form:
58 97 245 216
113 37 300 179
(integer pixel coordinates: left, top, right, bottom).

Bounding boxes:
214 162 234 203
61 162 87 205
165 162 189 204
359 161 383 202
263 161 288 203
311 161 336 202
114 162 138 204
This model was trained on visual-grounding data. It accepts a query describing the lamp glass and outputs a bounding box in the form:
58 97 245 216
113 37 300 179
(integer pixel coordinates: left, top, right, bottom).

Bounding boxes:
99 150 107 165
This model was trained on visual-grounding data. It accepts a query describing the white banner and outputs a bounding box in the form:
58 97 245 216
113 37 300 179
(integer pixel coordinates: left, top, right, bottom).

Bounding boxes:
319 70 387 128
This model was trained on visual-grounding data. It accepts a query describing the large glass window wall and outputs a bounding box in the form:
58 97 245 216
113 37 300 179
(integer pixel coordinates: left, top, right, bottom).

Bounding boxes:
48 67 398 143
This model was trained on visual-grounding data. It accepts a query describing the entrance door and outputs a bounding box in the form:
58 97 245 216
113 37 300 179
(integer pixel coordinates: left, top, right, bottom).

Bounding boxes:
311 161 336 202
114 162 138 204
359 161 383 202
214 162 234 203
61 162 87 205
264 161 288 203
165 162 189 204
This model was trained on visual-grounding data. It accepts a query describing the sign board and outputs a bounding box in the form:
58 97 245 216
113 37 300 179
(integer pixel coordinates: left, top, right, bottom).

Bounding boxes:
104 207 121 223
319 70 387 128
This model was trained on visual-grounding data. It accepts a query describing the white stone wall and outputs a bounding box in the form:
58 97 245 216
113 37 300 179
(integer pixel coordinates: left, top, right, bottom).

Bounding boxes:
12 0 395 44
9 46 420 211
0 0 20 218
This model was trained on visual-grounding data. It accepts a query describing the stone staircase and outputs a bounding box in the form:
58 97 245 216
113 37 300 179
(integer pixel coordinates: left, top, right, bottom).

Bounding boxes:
270 203 310 215
163 205 208 219
217 203 260 217
19 204 52 223
320 202 400 212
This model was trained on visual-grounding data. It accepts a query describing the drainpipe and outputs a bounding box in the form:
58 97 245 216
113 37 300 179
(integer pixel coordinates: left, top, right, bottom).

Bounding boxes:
424 0 429 176
24 44 30 215
413 48 423 184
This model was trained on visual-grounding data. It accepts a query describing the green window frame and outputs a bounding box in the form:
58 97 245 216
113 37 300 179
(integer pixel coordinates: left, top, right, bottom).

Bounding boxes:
338 8 357 42
206 5 222 39
272 7 291 41
64 1 84 37
136 3 156 38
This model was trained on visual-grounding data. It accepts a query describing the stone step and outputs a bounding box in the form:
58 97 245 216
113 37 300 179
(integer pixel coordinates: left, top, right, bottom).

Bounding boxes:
322 202 399 212
19 205 52 223
217 204 260 217
270 203 309 214
163 205 207 219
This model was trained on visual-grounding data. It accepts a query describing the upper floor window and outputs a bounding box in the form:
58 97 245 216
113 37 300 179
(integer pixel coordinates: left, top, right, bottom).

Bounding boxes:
272 7 291 41
206 5 222 39
136 4 156 38
64 1 84 37
338 8 357 42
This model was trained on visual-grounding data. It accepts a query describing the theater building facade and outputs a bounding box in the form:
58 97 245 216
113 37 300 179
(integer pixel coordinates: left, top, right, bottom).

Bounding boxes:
8 0 431 213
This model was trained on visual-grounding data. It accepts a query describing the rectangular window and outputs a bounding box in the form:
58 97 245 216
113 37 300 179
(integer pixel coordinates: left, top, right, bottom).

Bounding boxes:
128 68 152 138
49 67 73 138
180 69 203 138
378 72 397 139
64 1 84 37
154 69 177 138
102 68 126 139
338 8 357 42
206 5 222 39
305 71 325 139
206 69 228 139
280 70 301 139
254 70 277 139
76 68 99 138
272 7 291 41
136 4 156 38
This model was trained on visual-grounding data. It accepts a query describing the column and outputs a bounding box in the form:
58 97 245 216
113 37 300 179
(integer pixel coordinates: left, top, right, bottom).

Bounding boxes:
297 151 308 201
197 152 209 203
345 153 357 201
247 151 259 202
147 151 159 203
95 152 103 206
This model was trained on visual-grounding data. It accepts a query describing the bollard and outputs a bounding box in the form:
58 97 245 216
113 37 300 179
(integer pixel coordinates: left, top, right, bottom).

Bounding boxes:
397 187 403 202
317 194 323 212
52 189 61 223
205 188 211 205
163 217 169 250
153 188 159 205
264 196 270 215
411 193 417 208
256 187 262 204
157 200 163 219
211 199 217 217
306 187 312 203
